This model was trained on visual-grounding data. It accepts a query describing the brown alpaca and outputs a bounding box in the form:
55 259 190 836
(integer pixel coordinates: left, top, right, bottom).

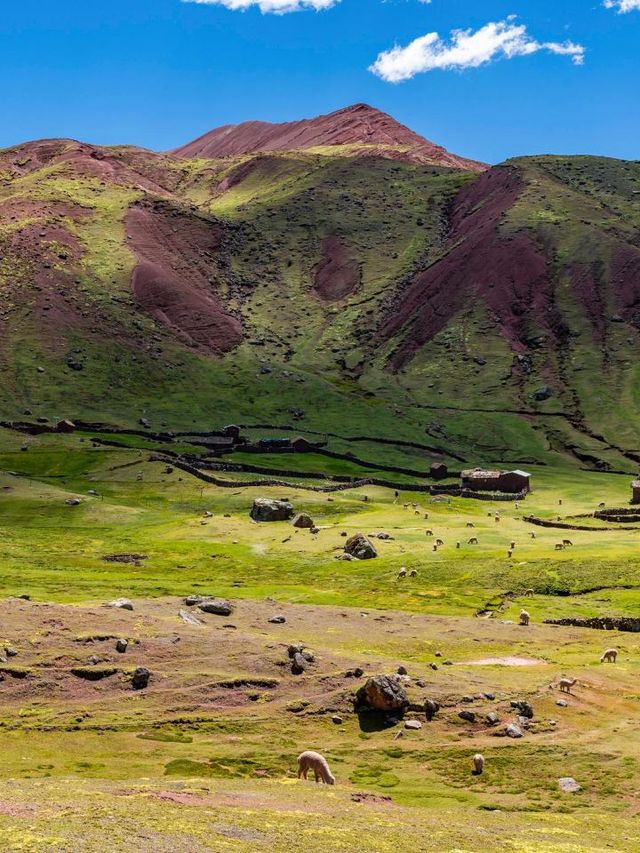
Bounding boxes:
297 751 335 785
559 677 577 694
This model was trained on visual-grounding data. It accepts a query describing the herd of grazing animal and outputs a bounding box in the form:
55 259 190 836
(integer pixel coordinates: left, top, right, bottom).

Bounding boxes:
295 494 630 789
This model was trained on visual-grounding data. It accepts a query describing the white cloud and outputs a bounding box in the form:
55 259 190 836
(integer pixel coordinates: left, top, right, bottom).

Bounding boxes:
369 18 585 83
604 0 640 11
183 0 338 12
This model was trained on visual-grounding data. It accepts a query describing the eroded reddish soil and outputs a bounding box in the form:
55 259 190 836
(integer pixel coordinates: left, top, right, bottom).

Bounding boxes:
313 236 361 301
172 103 486 171
126 201 243 355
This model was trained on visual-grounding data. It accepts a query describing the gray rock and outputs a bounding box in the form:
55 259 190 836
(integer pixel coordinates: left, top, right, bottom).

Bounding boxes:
198 598 234 616
332 715 343 725
179 609 204 626
505 723 523 738
268 615 286 624
131 667 150 690
424 699 440 721
292 513 314 529
458 710 476 723
558 777 581 793
404 719 422 730
556 699 569 707
115 639 128 654
65 498 82 506
4 647 17 658
486 712 500 725
344 534 377 561
397 665 408 676
291 653 306 675
185 594 204 606
109 598 134 611
336 553 355 561
250 498 294 522
355 675 409 713
511 700 534 719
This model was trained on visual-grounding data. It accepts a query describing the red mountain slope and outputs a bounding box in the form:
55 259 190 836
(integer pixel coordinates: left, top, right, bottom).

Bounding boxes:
171 103 486 171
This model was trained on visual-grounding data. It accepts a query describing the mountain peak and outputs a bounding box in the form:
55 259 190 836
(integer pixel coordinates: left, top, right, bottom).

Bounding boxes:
171 104 486 171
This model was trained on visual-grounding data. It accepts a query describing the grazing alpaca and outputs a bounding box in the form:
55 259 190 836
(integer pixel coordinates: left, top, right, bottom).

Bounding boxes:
524 588 534 597
466 522 475 528
297 751 336 785
601 648 618 663
424 698 440 722
468 537 478 545
562 539 573 547
435 539 444 546
555 543 565 551
426 529 433 536
472 753 485 775
409 569 418 577
559 677 577 694
507 550 513 559
519 609 530 626
397 567 407 579
510 541 516 549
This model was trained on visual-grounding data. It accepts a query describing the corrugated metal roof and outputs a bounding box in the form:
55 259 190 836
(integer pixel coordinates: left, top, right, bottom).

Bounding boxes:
510 470 531 478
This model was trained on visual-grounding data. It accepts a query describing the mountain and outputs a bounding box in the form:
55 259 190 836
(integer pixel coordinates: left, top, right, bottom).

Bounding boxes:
1 107 640 470
171 103 486 171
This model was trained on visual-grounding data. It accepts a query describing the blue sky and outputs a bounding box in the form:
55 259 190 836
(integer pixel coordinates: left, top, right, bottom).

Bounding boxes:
1 0 639 163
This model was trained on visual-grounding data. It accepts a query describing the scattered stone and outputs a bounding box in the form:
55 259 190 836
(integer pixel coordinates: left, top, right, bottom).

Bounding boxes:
108 598 134 611
309 526 320 535
250 498 294 522
268 615 286 624
344 533 377 561
429 663 438 671
65 498 81 506
179 609 204 626
442 660 453 666
404 719 422 730
461 695 474 703
505 723 523 738
291 653 306 675
397 665 408 676
533 385 553 401
336 554 355 561
486 712 500 726
198 598 234 616
185 594 204 606
556 699 569 707
355 675 409 713
511 700 534 719
115 639 128 654
376 532 394 540
132 667 150 690
288 644 304 658
483 692 496 701
292 513 314 529
458 710 476 723
4 648 17 658
332 715 343 725
424 699 440 721
558 777 581 793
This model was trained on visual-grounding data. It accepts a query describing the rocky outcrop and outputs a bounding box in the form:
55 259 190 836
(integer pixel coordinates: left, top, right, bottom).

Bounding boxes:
354 675 408 713
250 498 294 522
344 533 377 560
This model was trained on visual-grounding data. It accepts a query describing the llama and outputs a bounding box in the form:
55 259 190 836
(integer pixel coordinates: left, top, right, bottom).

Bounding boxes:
601 648 617 663
297 751 335 785
472 753 485 775
519 609 530 626
559 677 577 694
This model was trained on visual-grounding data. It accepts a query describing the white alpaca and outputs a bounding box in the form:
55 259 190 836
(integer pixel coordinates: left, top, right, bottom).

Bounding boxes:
601 648 617 663
397 567 407 579
472 753 485 775
519 609 530 626
559 677 577 694
297 751 335 785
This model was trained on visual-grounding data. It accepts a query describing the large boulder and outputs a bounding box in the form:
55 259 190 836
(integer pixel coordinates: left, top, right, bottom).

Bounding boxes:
355 675 408 713
198 598 234 616
344 533 378 560
250 498 294 522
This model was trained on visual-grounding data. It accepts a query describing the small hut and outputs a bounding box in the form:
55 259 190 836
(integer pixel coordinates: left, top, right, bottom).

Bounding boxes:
430 462 448 481
632 480 640 505
461 468 531 494
56 419 76 433
461 469 502 492
291 436 314 453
